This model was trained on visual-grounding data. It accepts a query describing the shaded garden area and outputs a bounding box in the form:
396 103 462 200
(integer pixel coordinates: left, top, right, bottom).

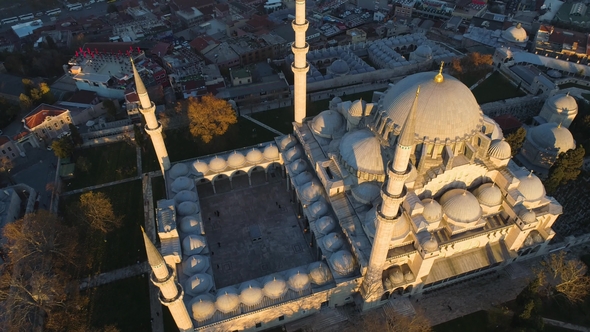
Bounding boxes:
472 72 526 104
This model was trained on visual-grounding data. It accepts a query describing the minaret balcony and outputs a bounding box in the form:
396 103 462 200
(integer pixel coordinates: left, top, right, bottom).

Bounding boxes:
291 42 309 55
291 61 310 73
291 19 309 32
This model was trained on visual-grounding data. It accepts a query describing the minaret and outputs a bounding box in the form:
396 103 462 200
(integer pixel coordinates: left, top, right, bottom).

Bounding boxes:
291 0 309 123
141 228 193 331
131 58 170 172
361 86 420 309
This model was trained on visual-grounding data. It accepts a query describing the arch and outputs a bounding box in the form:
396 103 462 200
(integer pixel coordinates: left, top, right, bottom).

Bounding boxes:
248 165 266 176
211 173 229 184
392 287 404 296
230 169 247 179
403 285 413 295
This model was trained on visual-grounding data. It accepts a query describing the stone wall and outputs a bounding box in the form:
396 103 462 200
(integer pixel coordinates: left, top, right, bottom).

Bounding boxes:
480 95 545 120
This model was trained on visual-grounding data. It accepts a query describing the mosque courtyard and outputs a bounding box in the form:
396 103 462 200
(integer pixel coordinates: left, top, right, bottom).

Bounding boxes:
196 170 315 289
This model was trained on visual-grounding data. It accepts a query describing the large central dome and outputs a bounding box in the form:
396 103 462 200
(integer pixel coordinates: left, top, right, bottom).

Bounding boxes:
377 71 483 143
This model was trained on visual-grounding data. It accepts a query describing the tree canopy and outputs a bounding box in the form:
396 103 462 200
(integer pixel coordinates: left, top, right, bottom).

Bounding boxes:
78 191 122 233
505 127 526 156
68 124 83 146
51 137 74 159
544 145 585 194
536 251 590 303
346 306 431 332
181 95 238 143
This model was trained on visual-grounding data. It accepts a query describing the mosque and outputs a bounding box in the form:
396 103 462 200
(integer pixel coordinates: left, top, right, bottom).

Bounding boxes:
136 1 563 331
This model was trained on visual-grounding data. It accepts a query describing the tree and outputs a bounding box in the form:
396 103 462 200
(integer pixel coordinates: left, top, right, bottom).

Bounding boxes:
75 156 91 173
133 124 145 151
78 191 122 233
19 93 33 110
512 277 544 331
348 306 431 332
107 3 118 13
182 95 237 143
102 99 118 119
51 137 74 159
505 127 526 156
68 124 83 146
544 145 585 193
537 251 590 303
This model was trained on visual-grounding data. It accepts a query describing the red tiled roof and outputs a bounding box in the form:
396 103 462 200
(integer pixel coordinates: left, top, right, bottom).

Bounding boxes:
13 131 30 141
125 91 139 103
24 104 68 129
493 114 522 131
0 136 10 146
189 35 218 52
246 14 272 29
150 42 170 57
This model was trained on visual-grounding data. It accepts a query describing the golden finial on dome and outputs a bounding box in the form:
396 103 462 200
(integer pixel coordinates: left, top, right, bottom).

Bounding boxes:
416 85 421 96
516 22 522 29
558 122 562 128
434 61 445 83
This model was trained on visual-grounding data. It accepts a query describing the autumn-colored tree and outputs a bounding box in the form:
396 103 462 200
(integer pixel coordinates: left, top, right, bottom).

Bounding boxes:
19 93 33 110
544 145 585 194
51 137 74 159
536 251 590 303
181 95 238 143
347 306 431 332
505 127 527 156
68 124 83 146
133 124 146 151
78 191 122 233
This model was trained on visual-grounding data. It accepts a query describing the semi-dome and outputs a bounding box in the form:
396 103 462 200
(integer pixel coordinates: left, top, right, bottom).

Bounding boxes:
322 233 344 252
311 110 345 138
279 135 297 150
529 122 575 153
308 261 332 285
227 151 246 168
546 93 578 114
239 281 263 306
440 189 482 223
246 148 263 164
299 179 323 205
177 201 200 216
287 269 310 292
209 156 227 172
294 171 314 186
185 273 213 296
474 183 503 206
316 216 336 235
378 71 483 143
262 275 287 299
519 210 536 223
327 59 350 76
488 139 512 160
174 190 198 203
191 160 209 175
364 206 410 239
517 173 546 201
182 235 207 255
339 129 385 175
182 255 209 276
308 200 328 219
171 176 194 193
215 287 240 313
351 182 381 205
329 250 356 277
169 163 189 179
263 144 279 160
289 159 307 175
502 23 528 43
180 215 204 234
348 99 366 118
421 198 442 222
191 294 216 321
284 146 303 163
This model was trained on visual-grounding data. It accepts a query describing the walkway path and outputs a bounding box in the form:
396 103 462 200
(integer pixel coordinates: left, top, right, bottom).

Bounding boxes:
543 318 590 332
241 114 284 136
79 262 150 290
61 175 142 196
136 146 143 177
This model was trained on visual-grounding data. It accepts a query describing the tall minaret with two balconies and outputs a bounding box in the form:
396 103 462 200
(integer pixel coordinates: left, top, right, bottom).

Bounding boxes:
292 0 309 123
361 86 421 310
131 58 170 172
141 228 193 331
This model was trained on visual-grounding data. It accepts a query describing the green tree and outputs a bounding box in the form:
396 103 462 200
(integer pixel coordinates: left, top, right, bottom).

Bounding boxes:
512 278 544 331
51 137 74 159
505 127 527 156
544 145 585 193
68 124 83 146
102 99 118 118
19 93 33 110
182 94 238 143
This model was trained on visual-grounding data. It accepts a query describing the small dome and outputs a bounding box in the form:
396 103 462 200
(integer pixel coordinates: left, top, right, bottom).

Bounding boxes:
262 275 287 299
284 146 303 163
488 139 512 160
171 176 194 193
227 151 246 168
348 99 366 118
421 198 442 222
533 232 544 243
530 123 575 153
339 129 384 175
215 287 240 313
190 294 216 322
413 44 432 58
294 171 314 186
422 235 439 252
287 269 311 292
517 173 546 201
519 210 536 223
263 144 279 160
289 159 307 176
185 273 213 296
404 270 414 281
299 180 323 205
311 110 345 139
179 215 204 234
388 267 404 284
280 135 297 150
169 163 189 179
191 160 209 175
327 59 350 76
474 183 503 206
440 189 482 223
239 281 263 306
502 23 528 43
322 233 344 252
182 255 209 276
329 250 356 277
546 93 578 114
182 235 207 255
316 216 336 235
174 190 198 203
308 261 332 285
208 156 227 172
351 182 381 205
246 148 263 164
364 206 410 239
177 201 200 216
308 200 328 219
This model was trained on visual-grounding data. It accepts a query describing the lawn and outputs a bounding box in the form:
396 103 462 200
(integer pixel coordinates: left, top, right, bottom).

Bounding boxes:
433 309 513 332
152 175 166 206
471 72 526 104
85 275 151 332
66 141 138 190
60 180 146 275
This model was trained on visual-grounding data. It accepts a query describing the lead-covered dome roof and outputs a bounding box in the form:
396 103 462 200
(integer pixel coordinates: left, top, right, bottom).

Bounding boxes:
440 189 482 223
421 198 442 222
182 255 209 276
308 261 332 285
517 173 545 201
262 275 287 299
546 93 578 114
474 183 503 206
190 294 216 322
339 129 384 175
378 72 483 143
311 110 345 139
239 281 263 307
529 123 575 153
502 23 528 43
488 139 512 160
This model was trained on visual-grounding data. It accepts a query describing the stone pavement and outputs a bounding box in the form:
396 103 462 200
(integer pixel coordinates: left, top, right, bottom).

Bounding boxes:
61 175 142 196
241 114 284 136
543 318 590 331
79 262 150 290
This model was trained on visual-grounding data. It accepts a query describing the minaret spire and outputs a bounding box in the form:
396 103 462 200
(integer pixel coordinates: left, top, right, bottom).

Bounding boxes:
131 57 150 109
292 0 310 123
398 86 420 147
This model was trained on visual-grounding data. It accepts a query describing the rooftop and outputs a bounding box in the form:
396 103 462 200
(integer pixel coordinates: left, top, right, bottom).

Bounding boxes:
23 104 68 129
